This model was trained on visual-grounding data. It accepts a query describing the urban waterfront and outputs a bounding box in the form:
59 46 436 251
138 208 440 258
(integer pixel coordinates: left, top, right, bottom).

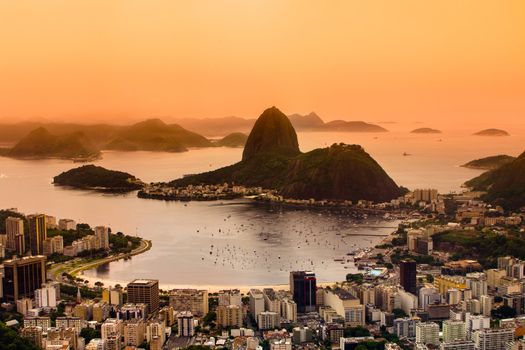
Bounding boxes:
1 129 524 287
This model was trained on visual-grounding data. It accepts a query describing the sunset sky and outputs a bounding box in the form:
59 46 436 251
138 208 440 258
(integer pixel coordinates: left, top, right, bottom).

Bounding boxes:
0 0 524 124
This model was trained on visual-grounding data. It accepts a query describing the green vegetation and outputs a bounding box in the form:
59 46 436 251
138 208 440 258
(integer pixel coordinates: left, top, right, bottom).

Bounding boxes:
392 308 408 319
0 322 40 350
343 326 370 337
433 229 525 268
53 165 143 191
7 127 100 160
173 108 403 202
390 249 442 266
492 305 517 319
80 328 101 344
465 151 525 209
461 155 516 170
346 273 364 283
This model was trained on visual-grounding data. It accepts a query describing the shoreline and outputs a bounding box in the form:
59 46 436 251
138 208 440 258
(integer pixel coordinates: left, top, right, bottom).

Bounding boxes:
48 239 152 283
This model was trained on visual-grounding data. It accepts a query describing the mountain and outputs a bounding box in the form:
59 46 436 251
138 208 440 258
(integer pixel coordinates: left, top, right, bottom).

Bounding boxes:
465 151 525 209
461 155 516 170
473 129 509 137
288 112 325 130
411 128 442 134
172 107 403 202
323 120 388 132
105 119 212 152
215 133 248 147
242 106 300 161
54 165 143 191
7 128 100 160
169 116 256 136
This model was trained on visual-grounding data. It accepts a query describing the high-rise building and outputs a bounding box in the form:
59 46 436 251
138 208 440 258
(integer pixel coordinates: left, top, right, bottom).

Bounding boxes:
249 289 265 318
95 226 110 250
28 214 47 255
400 260 417 294
2 255 46 302
169 289 209 316
217 304 243 328
58 219 77 231
443 320 466 343
440 341 475 350
415 322 440 346
123 319 146 347
101 319 122 350
5 217 24 251
177 311 194 337
127 279 160 314
257 311 280 330
35 284 58 308
472 328 514 350
102 286 123 306
290 271 317 313
21 326 43 348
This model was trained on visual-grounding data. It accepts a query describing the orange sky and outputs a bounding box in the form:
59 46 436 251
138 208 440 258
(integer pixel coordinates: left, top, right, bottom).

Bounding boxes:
0 0 524 124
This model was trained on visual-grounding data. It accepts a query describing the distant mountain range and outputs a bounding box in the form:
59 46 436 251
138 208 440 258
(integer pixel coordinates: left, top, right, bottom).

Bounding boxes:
0 119 247 160
172 107 404 202
171 112 388 135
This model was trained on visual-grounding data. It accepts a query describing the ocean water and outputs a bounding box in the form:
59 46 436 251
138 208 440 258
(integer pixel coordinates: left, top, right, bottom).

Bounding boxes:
0 127 523 288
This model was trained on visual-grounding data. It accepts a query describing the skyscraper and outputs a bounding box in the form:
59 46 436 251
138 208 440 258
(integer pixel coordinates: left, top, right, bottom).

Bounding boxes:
5 217 24 252
127 279 160 314
290 271 316 313
400 260 417 295
28 214 47 256
2 255 46 302
95 226 110 250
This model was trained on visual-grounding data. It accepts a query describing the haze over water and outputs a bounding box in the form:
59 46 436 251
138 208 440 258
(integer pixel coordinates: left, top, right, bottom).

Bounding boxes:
0 128 524 288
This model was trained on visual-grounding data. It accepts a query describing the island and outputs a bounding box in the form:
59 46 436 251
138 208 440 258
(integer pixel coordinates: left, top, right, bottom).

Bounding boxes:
214 132 248 147
473 128 510 137
163 106 403 203
410 127 442 134
461 154 516 170
465 150 525 209
53 165 143 192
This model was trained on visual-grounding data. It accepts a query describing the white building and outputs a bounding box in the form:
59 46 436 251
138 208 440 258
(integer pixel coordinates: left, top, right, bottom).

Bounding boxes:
249 289 265 319
415 322 439 346
58 219 76 231
472 328 514 350
257 311 280 330
442 320 466 343
35 285 58 308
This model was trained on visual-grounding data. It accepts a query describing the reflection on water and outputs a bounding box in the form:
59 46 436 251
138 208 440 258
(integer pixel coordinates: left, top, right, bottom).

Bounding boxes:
0 129 523 287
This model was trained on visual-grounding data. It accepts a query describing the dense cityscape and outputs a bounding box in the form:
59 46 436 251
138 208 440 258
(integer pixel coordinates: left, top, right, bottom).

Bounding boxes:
1 187 525 350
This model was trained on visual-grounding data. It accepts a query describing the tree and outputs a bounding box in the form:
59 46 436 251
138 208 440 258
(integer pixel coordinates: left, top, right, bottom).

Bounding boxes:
80 328 101 344
392 308 408 319
0 322 40 350
492 305 516 319
426 274 434 283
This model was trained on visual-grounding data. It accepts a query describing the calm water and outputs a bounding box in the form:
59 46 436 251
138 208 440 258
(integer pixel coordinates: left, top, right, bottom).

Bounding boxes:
0 128 524 288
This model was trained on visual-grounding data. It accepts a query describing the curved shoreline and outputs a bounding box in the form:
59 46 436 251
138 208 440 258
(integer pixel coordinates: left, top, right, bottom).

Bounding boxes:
48 239 152 283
